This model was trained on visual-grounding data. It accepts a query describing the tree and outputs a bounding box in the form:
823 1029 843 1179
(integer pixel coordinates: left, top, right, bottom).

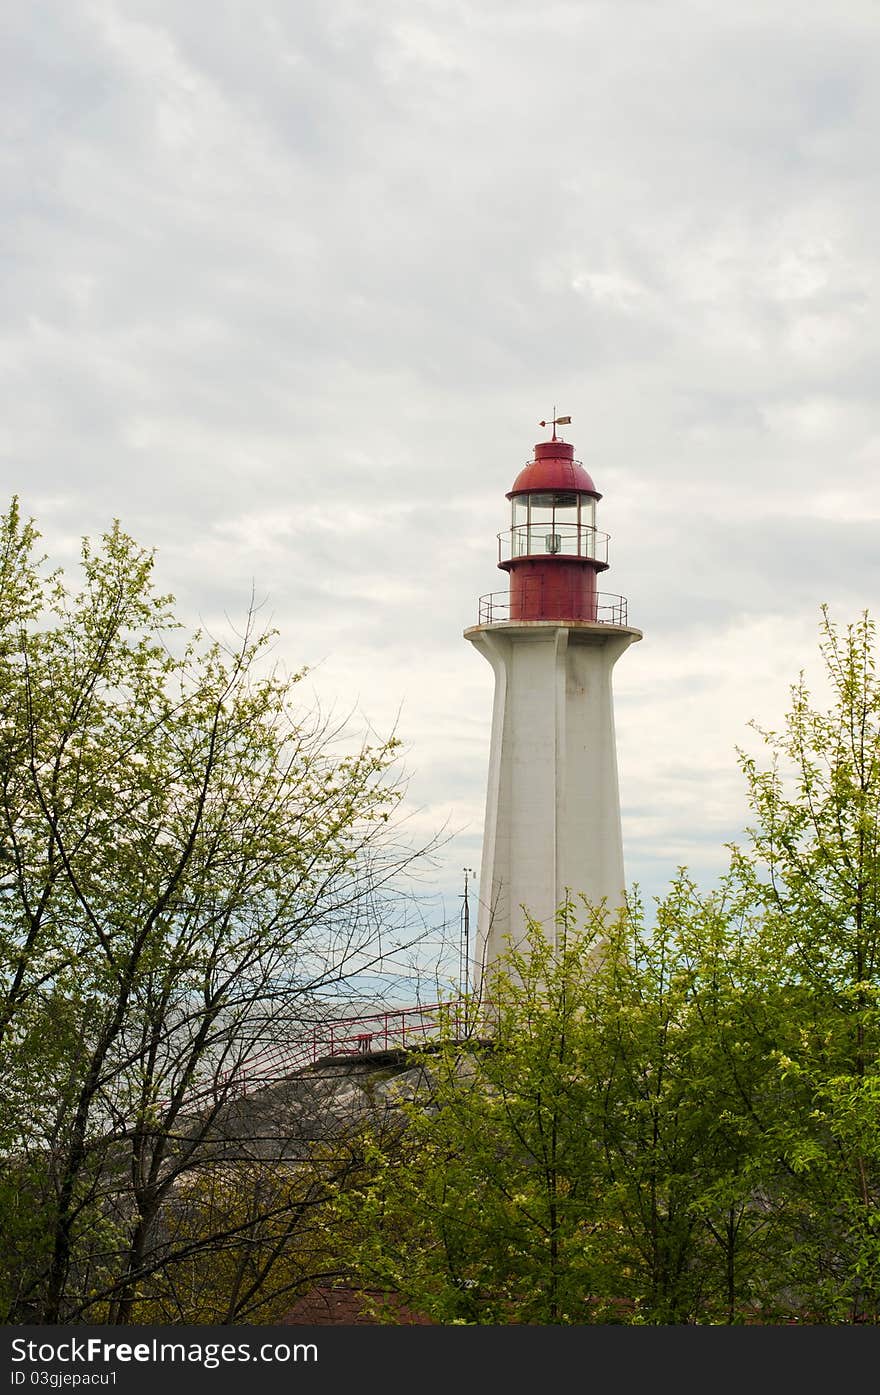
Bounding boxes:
327 609 880 1326
733 608 880 1321
0 499 434 1323
329 909 611 1324
587 878 797 1323
329 888 784 1325
737 608 880 1038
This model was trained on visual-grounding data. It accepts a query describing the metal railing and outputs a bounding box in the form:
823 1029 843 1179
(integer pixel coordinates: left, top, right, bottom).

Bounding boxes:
213 1001 466 1099
498 523 610 565
519 454 589 469
477 590 629 626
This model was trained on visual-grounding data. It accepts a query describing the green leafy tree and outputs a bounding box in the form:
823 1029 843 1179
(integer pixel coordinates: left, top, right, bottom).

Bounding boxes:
734 609 880 1320
737 609 880 1044
0 499 432 1323
331 888 784 1324
326 610 880 1326
330 909 612 1324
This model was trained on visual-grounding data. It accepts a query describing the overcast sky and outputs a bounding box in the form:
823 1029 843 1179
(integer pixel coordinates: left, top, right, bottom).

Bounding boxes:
4 0 880 981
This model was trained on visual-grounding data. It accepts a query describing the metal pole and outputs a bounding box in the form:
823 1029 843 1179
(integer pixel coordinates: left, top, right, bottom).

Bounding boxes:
461 867 475 1027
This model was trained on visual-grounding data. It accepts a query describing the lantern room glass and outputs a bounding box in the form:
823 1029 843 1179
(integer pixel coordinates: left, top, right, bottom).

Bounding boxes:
509 491 597 557
512 497 529 556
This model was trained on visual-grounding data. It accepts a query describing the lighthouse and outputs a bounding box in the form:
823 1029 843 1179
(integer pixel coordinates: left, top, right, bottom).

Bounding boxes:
464 418 641 983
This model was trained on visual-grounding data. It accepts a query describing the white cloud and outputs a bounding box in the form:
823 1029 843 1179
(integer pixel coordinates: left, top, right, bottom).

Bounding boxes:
3 0 880 940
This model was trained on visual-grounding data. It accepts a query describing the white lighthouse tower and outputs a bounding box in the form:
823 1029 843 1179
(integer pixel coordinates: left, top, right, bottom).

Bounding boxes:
464 418 641 982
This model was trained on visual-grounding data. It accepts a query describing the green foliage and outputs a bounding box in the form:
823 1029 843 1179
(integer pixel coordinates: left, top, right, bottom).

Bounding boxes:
736 608 880 1015
0 498 423 1322
731 609 880 1320
332 889 789 1324
330 609 880 1324
6 500 880 1330
332 911 609 1324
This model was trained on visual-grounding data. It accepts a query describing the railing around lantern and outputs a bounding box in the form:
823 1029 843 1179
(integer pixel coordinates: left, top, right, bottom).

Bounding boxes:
497 524 610 565
477 590 630 626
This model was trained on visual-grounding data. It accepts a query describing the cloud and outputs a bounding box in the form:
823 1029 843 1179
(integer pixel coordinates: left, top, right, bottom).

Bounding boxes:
3 0 880 935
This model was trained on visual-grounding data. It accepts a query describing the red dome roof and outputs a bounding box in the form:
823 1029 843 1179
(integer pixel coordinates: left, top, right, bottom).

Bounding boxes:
507 440 600 499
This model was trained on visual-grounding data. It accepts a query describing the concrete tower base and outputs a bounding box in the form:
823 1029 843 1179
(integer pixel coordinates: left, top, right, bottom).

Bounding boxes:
464 619 641 982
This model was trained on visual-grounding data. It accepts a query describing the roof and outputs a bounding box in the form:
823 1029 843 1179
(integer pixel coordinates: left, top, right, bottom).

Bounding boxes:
281 1286 436 1325
507 440 600 499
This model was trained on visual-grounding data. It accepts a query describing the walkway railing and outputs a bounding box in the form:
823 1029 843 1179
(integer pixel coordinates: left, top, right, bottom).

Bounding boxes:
477 590 629 626
214 1001 465 1099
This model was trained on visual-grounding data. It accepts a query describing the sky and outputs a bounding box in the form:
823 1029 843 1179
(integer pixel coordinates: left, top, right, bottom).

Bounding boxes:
4 0 880 990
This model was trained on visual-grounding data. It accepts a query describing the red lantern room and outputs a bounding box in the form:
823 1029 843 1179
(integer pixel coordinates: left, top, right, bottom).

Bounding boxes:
497 428 610 622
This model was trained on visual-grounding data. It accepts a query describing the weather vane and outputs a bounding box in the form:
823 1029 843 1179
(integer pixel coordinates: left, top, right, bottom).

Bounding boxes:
539 408 572 441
